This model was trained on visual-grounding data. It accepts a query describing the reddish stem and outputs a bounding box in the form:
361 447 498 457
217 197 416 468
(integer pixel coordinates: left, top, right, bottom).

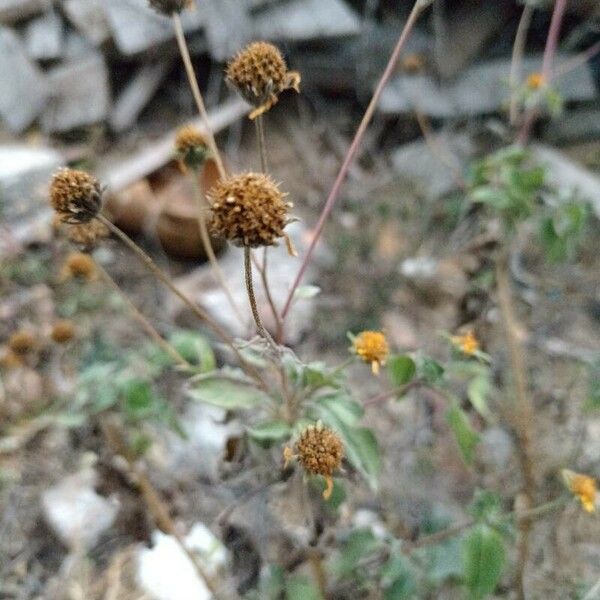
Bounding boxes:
278 1 426 332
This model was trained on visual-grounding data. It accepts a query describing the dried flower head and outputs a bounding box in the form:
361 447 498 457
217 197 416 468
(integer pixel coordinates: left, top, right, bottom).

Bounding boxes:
51 320 76 344
451 330 479 356
285 422 344 499
526 72 546 90
0 348 22 369
148 0 192 15
226 41 301 120
61 252 96 281
8 330 37 355
209 172 292 247
562 469 597 513
50 168 103 224
402 53 425 73
353 331 389 375
175 125 210 170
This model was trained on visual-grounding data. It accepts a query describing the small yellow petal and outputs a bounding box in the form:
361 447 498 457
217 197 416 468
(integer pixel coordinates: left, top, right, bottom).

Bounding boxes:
323 476 334 500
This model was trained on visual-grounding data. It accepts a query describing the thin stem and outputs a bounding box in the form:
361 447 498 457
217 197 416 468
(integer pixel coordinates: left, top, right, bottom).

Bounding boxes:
496 249 536 600
96 215 266 388
553 39 600 80
94 261 191 370
364 380 423 406
254 115 283 336
172 13 226 181
190 172 245 324
509 3 534 126
518 0 568 145
244 246 276 348
280 0 427 326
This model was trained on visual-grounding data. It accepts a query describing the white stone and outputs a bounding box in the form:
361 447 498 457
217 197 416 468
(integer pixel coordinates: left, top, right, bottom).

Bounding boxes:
137 524 227 600
42 466 119 551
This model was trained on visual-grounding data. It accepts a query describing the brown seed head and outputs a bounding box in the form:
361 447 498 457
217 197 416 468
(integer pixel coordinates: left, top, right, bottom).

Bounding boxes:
63 252 96 280
50 168 103 224
175 125 210 170
8 330 37 355
208 172 291 247
51 320 76 344
148 0 192 15
296 422 344 478
226 41 301 119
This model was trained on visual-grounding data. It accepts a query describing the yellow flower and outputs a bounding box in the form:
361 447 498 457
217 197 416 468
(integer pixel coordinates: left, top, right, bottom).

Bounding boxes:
526 72 545 90
562 469 597 513
451 330 479 356
353 331 389 375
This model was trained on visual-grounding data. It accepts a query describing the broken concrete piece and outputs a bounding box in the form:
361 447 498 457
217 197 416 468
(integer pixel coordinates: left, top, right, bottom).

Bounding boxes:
253 0 361 42
0 27 48 132
101 0 204 56
42 465 119 551
137 524 227 600
63 0 111 46
42 52 110 132
110 58 174 132
202 0 251 61
379 55 597 118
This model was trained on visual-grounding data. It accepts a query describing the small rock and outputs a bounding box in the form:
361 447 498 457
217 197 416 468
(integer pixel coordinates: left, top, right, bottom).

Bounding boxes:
42 52 110 132
0 27 49 132
42 465 119 551
137 523 227 600
479 427 514 470
0 0 45 24
63 0 111 46
24 9 63 61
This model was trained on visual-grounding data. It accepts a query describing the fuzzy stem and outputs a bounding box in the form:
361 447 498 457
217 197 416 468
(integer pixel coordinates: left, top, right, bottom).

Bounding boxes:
172 13 226 180
96 215 266 387
254 115 284 337
279 0 427 327
94 261 191 370
190 173 245 324
244 246 276 348
496 249 536 600
509 2 534 126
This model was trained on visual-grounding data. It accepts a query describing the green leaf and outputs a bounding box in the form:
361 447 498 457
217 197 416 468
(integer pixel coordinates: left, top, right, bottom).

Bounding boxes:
169 330 215 372
247 420 291 441
284 575 321 600
446 401 480 465
462 525 506 600
187 376 269 410
417 356 445 384
380 556 416 600
315 394 363 426
336 528 380 577
121 378 156 419
388 355 416 388
467 372 493 423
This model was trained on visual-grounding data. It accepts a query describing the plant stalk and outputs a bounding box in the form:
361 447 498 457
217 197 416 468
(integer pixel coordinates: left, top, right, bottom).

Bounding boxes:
190 172 245 324
172 13 226 180
244 246 276 349
509 2 534 126
279 0 428 329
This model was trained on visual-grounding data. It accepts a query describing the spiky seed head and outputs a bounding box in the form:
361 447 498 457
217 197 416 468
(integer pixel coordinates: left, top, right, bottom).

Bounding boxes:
175 125 210 170
8 330 37 355
63 252 96 280
148 0 192 15
208 172 292 247
296 422 344 478
353 331 389 375
226 41 301 119
50 168 103 224
51 320 76 344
